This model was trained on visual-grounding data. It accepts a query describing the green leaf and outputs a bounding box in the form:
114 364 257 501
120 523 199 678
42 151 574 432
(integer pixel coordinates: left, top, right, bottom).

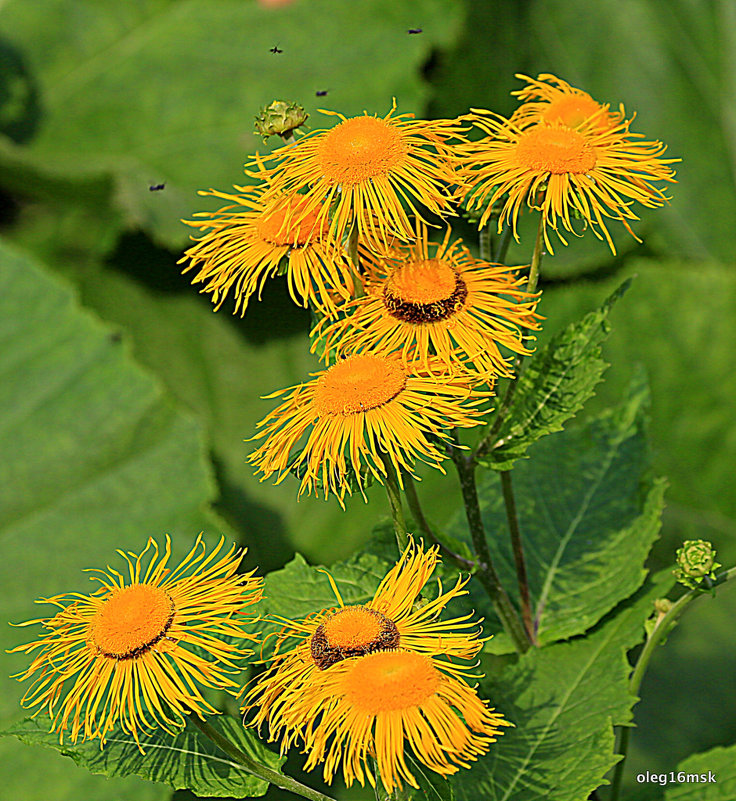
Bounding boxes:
2 715 282 798
453 570 674 801
451 371 664 653
663 744 736 800
0 238 223 799
0 0 463 247
481 279 631 471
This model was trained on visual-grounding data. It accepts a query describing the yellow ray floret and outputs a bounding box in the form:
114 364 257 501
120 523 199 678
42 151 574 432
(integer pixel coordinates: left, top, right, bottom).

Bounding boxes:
245 540 490 760
247 103 467 249
10 536 262 749
289 650 509 793
313 220 541 381
461 109 678 254
510 73 625 131
249 353 491 504
180 184 354 315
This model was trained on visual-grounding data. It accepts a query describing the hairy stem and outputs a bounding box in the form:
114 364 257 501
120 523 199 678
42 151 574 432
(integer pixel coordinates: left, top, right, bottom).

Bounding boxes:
451 442 530 653
500 470 536 644
380 453 409 553
403 475 475 571
190 716 337 801
609 566 736 801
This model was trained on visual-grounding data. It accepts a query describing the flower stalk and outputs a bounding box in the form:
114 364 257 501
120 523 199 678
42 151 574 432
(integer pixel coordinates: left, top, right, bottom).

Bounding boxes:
190 716 337 801
380 452 410 552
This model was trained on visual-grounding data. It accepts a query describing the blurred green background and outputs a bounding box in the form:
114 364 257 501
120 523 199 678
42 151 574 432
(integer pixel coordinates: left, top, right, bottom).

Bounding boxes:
0 0 734 799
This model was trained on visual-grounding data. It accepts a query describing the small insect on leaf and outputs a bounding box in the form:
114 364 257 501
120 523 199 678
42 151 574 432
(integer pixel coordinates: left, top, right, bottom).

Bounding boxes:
407 28 423 34
270 45 283 54
149 183 165 191
316 90 328 97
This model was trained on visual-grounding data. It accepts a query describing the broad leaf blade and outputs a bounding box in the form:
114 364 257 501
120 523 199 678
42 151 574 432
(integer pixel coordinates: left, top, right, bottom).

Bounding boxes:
482 279 631 471
3 716 282 798
453 571 674 801
664 744 736 800
450 371 664 653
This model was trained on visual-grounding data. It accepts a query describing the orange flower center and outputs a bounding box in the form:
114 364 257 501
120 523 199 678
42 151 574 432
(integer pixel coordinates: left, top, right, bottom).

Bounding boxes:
310 606 400 670
516 125 596 174
256 200 321 247
384 258 467 323
90 584 174 660
313 354 407 416
341 650 440 713
318 116 408 185
541 94 604 129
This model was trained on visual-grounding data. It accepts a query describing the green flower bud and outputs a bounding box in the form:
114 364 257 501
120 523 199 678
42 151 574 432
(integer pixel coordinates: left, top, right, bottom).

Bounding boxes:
254 100 308 142
673 540 721 589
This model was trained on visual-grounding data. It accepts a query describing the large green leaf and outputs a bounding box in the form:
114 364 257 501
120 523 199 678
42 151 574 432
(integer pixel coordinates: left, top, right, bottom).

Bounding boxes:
3 715 282 798
453 570 673 801
480 279 630 471
0 238 224 799
450 373 664 653
0 0 463 246
663 743 736 800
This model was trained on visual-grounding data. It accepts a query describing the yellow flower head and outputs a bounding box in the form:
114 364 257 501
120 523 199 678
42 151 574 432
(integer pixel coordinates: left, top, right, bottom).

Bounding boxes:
313 221 540 381
10 536 262 749
510 73 624 131
297 649 509 793
247 103 466 248
249 353 490 504
244 539 503 791
462 107 678 254
180 184 355 315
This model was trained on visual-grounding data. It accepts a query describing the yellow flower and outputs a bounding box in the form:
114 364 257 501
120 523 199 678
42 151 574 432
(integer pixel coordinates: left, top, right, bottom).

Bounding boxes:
296 650 509 793
180 184 355 315
462 108 677 254
248 103 466 248
10 536 262 749
245 539 503 791
510 73 624 131
249 353 490 504
313 221 540 381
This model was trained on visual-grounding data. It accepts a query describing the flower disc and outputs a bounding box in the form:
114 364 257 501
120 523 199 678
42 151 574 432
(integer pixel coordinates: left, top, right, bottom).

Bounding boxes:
516 125 596 174
310 606 400 670
318 116 408 185
541 93 605 129
90 584 174 659
255 200 321 247
342 650 440 713
313 354 407 416
384 258 468 323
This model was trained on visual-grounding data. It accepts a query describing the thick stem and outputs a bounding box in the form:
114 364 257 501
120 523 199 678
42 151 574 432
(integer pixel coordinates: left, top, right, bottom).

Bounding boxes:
474 214 545 463
403 475 475 571
500 470 536 644
380 453 409 553
609 566 736 801
190 716 337 801
451 444 530 653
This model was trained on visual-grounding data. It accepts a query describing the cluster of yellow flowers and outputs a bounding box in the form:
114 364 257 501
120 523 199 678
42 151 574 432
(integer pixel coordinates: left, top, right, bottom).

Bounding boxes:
179 74 675 505
11 537 506 794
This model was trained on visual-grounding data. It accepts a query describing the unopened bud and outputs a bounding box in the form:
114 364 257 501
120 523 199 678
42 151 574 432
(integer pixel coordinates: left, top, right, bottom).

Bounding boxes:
254 100 308 142
674 540 721 589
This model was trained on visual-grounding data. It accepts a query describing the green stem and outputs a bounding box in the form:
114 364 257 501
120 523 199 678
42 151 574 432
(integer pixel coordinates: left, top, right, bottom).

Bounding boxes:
474 213 545 463
346 220 365 298
403 475 475 571
451 442 530 653
380 452 409 553
500 470 536 644
480 226 491 262
609 566 736 801
190 716 337 801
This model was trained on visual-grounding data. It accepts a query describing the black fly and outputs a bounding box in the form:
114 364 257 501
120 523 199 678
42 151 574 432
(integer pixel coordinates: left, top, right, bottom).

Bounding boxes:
316 90 328 97
270 45 283 54
149 183 165 191
407 28 423 34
